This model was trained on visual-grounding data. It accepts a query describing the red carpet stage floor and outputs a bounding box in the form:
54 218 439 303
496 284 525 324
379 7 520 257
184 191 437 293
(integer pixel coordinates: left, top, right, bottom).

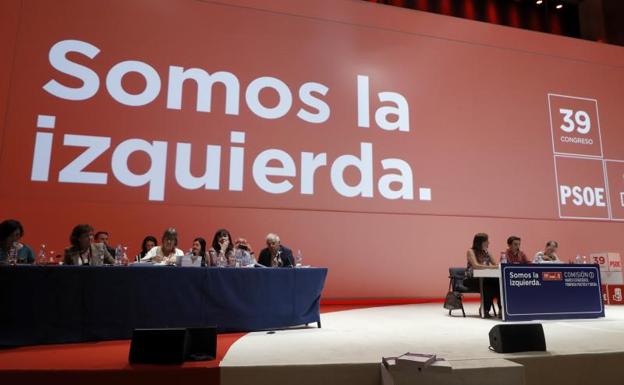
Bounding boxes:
2 302 624 385
0 304 377 385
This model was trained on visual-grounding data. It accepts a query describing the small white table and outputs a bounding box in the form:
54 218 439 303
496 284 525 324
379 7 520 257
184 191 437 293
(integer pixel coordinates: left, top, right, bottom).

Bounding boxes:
472 268 503 319
472 268 500 278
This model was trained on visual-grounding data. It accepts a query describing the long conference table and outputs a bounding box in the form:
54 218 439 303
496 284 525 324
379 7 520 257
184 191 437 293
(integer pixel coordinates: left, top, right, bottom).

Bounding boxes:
473 263 604 321
0 265 328 346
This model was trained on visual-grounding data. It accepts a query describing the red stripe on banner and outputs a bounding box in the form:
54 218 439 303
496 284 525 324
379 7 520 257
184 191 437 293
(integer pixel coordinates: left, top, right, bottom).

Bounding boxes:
321 297 479 306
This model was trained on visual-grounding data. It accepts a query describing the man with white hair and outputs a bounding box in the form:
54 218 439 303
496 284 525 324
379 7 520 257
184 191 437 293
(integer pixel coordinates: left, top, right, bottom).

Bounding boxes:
258 233 294 267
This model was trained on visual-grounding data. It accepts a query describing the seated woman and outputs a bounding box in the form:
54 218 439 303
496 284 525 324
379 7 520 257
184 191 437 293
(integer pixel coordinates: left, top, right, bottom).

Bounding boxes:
533 241 561 263
64 224 114 265
176 237 207 267
466 232 500 318
0 219 35 264
140 228 184 264
258 233 294 268
135 235 157 262
208 229 234 266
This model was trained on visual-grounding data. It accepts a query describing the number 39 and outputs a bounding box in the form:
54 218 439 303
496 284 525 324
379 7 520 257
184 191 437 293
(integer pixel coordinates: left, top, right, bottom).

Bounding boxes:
559 108 591 134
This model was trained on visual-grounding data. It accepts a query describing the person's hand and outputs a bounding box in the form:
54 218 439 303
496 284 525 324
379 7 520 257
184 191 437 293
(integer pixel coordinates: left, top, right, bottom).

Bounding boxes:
219 238 229 252
235 238 252 253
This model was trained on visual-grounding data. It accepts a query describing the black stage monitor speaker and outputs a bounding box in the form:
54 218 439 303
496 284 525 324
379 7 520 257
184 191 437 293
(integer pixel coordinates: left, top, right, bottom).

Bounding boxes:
129 328 189 364
489 323 546 353
186 326 217 361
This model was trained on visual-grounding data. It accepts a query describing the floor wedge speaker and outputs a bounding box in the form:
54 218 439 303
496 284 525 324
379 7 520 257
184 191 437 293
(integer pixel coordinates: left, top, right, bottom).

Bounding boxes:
186 326 217 361
489 323 546 353
129 328 189 364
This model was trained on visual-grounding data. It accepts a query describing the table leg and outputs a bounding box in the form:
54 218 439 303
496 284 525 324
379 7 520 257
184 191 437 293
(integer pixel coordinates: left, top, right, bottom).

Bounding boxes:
479 277 485 318
498 275 505 321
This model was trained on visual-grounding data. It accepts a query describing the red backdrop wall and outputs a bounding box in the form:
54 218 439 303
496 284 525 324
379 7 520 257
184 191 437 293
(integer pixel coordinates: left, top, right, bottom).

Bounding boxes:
1 0 624 298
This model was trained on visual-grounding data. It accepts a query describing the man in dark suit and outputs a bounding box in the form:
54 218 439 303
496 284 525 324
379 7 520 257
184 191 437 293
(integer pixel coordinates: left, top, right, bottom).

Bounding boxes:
258 233 294 267
95 231 117 258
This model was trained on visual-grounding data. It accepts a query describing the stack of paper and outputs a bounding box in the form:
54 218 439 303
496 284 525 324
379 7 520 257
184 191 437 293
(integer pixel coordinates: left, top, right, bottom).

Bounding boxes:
382 352 452 373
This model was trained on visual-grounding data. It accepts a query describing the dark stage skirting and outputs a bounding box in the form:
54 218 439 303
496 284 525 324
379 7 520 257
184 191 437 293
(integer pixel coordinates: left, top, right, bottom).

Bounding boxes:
0 265 327 346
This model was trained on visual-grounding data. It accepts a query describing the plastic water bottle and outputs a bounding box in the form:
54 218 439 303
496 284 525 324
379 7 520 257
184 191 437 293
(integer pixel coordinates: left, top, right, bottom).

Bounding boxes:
575 254 582 264
122 246 129 265
234 250 243 268
8 242 18 266
115 244 123 265
236 249 251 267
295 249 303 267
38 244 47 265
582 255 588 264
500 251 507 264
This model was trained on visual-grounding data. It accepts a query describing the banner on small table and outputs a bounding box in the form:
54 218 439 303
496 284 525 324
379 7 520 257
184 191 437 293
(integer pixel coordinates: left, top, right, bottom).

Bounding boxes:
501 264 604 321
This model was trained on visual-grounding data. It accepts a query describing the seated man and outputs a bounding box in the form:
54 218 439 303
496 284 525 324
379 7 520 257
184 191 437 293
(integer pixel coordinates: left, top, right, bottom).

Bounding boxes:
95 231 116 258
258 233 294 268
503 236 529 264
533 240 561 263
233 237 256 266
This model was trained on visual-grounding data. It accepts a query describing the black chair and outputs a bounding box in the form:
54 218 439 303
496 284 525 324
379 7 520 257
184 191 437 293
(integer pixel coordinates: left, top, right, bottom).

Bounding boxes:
444 267 473 317
445 267 497 318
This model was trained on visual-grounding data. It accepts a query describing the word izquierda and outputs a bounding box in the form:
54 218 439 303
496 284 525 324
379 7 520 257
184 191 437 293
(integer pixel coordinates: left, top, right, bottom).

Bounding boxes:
31 39 419 202
31 117 415 201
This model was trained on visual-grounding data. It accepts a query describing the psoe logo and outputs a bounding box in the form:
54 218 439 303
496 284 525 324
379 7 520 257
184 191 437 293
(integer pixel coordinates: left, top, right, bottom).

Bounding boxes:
542 272 562 281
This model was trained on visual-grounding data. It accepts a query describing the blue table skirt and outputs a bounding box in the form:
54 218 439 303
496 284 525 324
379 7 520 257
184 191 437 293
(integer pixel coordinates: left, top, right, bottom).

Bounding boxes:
0 265 327 346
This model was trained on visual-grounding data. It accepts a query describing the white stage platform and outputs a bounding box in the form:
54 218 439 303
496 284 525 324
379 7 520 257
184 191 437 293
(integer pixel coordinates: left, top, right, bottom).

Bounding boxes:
221 303 624 385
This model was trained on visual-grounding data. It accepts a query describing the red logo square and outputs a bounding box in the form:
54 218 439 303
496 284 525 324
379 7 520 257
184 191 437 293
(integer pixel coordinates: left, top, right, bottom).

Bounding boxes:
607 285 624 305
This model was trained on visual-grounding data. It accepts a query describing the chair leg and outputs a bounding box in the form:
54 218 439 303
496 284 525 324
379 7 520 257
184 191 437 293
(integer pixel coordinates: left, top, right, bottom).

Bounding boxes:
461 303 466 317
